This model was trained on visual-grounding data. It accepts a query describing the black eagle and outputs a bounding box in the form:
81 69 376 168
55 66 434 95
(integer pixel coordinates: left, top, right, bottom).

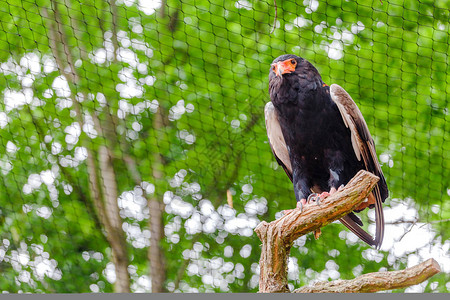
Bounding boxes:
266 54 388 248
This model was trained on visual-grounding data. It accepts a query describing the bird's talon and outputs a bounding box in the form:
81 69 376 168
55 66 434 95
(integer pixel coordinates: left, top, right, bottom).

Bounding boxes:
319 191 330 198
296 200 305 213
307 193 318 204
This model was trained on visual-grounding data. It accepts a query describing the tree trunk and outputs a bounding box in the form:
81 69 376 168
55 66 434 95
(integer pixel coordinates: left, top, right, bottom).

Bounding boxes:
148 108 167 292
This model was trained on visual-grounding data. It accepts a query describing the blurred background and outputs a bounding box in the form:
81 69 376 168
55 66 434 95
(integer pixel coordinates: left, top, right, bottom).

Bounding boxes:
0 0 448 293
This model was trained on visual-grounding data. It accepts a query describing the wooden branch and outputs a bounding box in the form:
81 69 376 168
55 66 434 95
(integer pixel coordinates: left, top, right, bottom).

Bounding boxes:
294 258 441 293
270 0 278 34
148 108 167 293
255 170 379 293
49 0 79 82
98 146 131 292
108 0 120 63
74 106 132 294
255 170 441 293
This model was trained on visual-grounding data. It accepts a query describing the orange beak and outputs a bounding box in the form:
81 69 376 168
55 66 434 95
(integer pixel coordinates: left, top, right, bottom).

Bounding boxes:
272 59 296 77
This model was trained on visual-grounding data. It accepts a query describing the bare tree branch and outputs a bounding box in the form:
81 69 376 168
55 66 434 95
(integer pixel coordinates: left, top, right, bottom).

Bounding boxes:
148 108 167 293
255 170 379 293
159 0 167 18
108 0 120 61
98 146 131 292
255 170 441 293
111 116 167 292
89 111 131 293
168 8 180 32
294 258 441 293
270 0 278 34
42 8 62 68
49 0 79 82
372 218 450 225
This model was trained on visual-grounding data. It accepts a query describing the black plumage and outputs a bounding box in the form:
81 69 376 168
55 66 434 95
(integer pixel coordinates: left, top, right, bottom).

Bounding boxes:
265 54 388 248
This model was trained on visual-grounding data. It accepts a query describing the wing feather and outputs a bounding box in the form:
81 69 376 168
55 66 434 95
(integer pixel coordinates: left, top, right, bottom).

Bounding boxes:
330 84 388 248
265 102 293 181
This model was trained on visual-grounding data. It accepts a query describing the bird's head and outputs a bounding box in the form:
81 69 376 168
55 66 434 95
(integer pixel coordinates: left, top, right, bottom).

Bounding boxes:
269 54 321 80
268 54 324 105
270 54 302 78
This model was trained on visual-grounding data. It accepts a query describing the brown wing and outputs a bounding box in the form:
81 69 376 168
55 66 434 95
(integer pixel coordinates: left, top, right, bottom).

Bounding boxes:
330 84 388 249
265 101 293 181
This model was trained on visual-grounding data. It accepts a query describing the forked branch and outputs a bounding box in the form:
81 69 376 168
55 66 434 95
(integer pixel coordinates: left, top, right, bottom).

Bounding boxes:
254 170 440 293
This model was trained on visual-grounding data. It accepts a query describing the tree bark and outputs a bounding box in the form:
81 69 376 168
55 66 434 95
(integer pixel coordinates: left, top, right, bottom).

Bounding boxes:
255 170 379 293
255 170 440 293
98 146 131 292
294 258 441 293
148 108 167 292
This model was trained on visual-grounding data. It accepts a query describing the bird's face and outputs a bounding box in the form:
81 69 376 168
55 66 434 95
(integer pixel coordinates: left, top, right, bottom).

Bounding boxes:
269 54 302 79
271 58 297 77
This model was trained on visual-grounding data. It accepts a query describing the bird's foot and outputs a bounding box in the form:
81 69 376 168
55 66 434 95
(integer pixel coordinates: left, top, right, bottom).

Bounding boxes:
307 193 318 203
299 198 307 210
283 188 339 215
329 184 345 195
306 192 330 206
282 198 307 215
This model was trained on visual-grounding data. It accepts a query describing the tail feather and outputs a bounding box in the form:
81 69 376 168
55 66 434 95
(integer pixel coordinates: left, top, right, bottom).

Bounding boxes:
347 212 363 226
373 186 384 249
339 215 376 247
340 188 384 249
311 182 385 248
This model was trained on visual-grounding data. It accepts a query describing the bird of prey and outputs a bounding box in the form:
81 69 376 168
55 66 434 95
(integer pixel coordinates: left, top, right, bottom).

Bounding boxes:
265 54 388 248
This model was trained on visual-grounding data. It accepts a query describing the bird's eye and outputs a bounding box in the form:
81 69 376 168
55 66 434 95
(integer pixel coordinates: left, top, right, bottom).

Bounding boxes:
272 66 276 71
291 59 296 65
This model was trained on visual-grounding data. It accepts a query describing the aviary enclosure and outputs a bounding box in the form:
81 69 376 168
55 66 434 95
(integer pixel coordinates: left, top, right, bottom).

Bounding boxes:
0 0 448 293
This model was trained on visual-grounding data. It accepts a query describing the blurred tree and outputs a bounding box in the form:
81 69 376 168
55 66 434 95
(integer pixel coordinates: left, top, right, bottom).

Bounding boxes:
0 0 448 293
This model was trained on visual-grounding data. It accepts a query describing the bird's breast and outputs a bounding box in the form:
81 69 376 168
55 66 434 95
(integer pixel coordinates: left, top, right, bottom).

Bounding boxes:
277 103 346 162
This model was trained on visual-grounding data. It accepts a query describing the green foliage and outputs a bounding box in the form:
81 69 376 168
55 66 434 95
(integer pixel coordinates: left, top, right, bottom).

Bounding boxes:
0 0 448 293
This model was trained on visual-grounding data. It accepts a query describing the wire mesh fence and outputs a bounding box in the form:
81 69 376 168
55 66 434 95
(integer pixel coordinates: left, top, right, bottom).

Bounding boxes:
0 0 448 293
